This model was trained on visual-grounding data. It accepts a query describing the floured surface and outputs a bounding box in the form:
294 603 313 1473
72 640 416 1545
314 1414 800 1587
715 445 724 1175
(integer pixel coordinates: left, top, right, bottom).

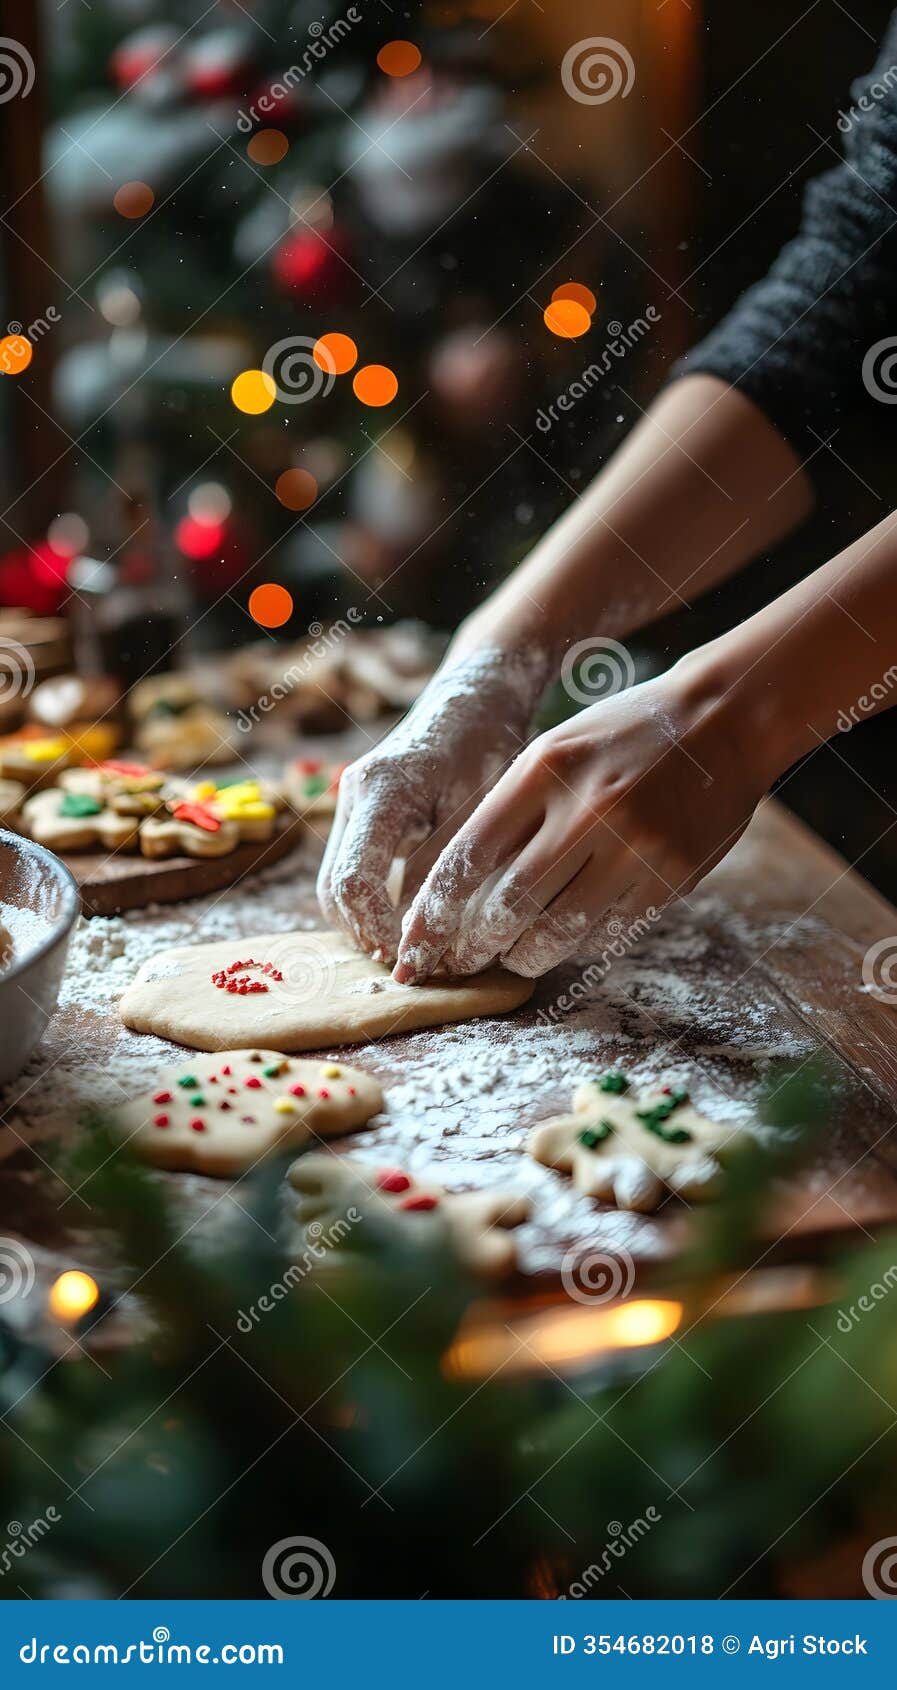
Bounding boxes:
3 800 897 1282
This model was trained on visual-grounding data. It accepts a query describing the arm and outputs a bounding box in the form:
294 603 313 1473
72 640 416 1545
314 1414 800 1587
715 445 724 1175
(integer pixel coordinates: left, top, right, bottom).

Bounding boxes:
396 505 897 982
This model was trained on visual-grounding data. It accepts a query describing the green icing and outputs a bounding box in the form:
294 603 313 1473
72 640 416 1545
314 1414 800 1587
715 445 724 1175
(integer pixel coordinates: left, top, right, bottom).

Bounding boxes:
303 774 329 798
597 1071 629 1094
636 1089 692 1144
578 1121 614 1149
59 792 102 818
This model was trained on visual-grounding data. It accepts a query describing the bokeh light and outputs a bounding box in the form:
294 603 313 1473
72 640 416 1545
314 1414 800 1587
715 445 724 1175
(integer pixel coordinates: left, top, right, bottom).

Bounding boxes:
543 298 592 339
377 40 422 77
551 282 598 315
275 468 318 511
0 334 33 375
247 129 289 166
113 181 155 219
313 333 358 375
188 482 232 523
249 582 293 628
175 516 224 559
230 369 277 414
353 364 399 407
48 1271 100 1325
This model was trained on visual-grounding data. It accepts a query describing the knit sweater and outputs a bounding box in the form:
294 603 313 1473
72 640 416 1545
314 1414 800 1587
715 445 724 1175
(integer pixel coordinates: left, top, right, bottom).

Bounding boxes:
673 13 897 476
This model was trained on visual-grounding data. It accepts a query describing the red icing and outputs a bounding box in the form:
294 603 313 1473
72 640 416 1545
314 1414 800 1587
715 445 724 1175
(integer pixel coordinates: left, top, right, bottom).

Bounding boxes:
99 759 152 778
171 800 220 832
294 757 322 774
398 1194 439 1212
153 1090 172 1104
376 1169 411 1194
153 1113 170 1128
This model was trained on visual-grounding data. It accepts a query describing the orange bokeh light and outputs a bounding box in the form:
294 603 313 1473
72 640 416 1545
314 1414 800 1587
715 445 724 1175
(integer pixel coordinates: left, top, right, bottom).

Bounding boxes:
543 298 592 339
352 364 399 407
247 128 289 166
313 333 358 375
275 468 318 511
248 583 294 628
551 282 598 316
377 40 422 77
0 334 33 376
113 181 155 219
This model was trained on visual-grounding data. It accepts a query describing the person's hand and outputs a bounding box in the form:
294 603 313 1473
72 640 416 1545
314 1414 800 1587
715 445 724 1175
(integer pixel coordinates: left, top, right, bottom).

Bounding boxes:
394 658 773 981
317 649 544 962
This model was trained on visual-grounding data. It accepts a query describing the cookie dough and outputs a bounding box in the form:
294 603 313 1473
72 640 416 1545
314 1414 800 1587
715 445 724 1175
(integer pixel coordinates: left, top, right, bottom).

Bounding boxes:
289 1154 530 1277
120 928 534 1052
528 1070 738 1212
115 1049 383 1176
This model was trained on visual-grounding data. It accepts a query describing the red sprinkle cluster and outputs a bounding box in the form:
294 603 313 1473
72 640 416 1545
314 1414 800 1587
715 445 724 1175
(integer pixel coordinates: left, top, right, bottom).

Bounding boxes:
211 958 285 994
375 1169 440 1210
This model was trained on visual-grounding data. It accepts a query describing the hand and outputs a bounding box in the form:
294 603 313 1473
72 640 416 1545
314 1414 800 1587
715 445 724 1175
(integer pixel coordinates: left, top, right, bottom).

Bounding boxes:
317 648 544 962
395 656 774 981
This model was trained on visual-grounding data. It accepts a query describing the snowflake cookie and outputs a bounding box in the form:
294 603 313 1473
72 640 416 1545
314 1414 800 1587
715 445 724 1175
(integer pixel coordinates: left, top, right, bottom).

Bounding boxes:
288 1154 531 1277
528 1070 739 1212
114 1049 384 1176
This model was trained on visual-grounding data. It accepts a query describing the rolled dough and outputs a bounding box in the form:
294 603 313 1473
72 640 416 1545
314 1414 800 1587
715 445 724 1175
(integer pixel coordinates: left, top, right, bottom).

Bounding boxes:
119 928 534 1052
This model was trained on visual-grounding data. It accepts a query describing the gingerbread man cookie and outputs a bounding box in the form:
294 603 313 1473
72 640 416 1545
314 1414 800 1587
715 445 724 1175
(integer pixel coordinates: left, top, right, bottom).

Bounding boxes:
283 758 345 825
139 796 240 859
61 759 167 817
189 777 283 842
22 786 141 853
289 1155 530 1278
115 1049 383 1176
528 1070 738 1213
130 675 237 771
0 777 25 830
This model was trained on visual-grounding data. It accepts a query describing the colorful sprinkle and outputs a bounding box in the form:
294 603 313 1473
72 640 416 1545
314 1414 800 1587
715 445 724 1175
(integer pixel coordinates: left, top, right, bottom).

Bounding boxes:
376 1169 411 1194
244 1076 262 1090
273 1098 295 1115
289 1083 306 1098
153 1091 172 1104
398 1194 439 1212
189 1118 206 1133
153 1113 170 1128
177 1076 198 1089
321 1063 341 1078
317 1087 330 1100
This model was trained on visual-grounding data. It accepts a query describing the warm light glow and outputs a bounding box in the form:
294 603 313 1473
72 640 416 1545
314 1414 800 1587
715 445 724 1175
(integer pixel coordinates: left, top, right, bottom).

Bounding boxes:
444 1298 683 1379
231 369 277 415
47 512 89 558
48 1271 100 1325
275 468 318 511
247 128 289 166
544 298 592 339
188 481 232 523
175 516 225 560
551 282 598 315
353 364 398 407
314 333 358 376
377 40 422 77
0 334 32 376
113 181 155 219
248 582 293 628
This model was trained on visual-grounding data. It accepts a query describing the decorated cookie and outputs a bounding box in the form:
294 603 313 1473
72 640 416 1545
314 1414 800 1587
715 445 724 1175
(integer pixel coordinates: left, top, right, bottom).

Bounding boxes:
187 777 283 842
120 928 535 1052
139 796 240 859
22 786 141 853
528 1070 738 1213
0 724 120 789
283 757 345 824
130 677 236 770
115 1049 384 1176
28 673 124 732
289 1155 530 1278
0 778 26 830
60 759 167 817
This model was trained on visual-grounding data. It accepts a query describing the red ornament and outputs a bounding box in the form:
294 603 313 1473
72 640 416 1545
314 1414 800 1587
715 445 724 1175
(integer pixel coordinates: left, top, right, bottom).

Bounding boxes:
110 26 179 90
182 30 254 100
272 228 351 302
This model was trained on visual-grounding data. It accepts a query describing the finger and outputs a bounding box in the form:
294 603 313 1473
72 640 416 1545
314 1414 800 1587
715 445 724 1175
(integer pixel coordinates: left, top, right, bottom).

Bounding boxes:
502 861 647 978
442 832 592 976
327 788 414 961
395 782 543 982
316 768 358 930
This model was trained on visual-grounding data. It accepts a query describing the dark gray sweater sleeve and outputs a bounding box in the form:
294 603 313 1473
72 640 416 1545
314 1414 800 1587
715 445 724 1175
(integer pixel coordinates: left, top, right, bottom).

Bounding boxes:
672 14 897 472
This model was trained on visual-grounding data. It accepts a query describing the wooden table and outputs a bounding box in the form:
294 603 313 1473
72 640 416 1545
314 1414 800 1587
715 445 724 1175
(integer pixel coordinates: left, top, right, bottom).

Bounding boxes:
2 795 897 1306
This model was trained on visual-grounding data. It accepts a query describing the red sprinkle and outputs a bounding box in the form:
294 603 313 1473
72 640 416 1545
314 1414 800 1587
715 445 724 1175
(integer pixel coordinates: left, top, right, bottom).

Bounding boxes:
244 1076 262 1089
317 1087 330 1100
376 1169 412 1194
227 1087 237 1095
398 1194 439 1212
153 1090 172 1104
221 1064 232 1075
189 1118 206 1133
153 1113 170 1128
219 1101 232 1111
241 1115 256 1124
347 1086 356 1096
289 1083 306 1097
